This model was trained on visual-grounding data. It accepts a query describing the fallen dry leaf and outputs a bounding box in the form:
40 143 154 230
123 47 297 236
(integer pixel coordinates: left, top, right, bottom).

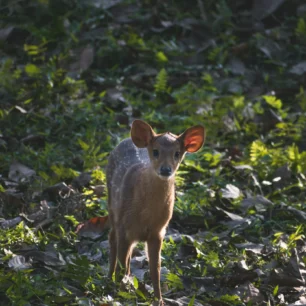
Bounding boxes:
8 162 35 182
76 215 109 237
234 281 265 304
252 0 286 21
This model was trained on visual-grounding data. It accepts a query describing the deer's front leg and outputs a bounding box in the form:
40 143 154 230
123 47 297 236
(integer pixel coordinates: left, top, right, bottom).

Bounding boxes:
147 235 163 304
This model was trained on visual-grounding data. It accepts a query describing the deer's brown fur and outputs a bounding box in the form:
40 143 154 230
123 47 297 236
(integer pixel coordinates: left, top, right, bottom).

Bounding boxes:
106 120 205 304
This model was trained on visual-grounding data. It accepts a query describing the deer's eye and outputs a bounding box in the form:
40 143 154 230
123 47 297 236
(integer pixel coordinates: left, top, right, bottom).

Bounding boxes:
174 151 180 159
153 149 159 158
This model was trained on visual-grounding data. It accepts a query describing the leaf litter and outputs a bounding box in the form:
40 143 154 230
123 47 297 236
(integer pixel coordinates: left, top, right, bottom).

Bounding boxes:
1 0 306 305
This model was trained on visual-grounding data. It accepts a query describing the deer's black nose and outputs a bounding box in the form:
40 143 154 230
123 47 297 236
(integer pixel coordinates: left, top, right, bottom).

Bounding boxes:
160 166 172 176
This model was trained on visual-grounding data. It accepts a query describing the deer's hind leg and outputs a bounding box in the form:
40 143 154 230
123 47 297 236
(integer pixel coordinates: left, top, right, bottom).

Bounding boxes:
115 229 133 281
108 225 117 278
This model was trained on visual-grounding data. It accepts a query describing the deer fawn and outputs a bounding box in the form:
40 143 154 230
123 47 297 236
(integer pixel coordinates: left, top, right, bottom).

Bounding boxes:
106 120 205 304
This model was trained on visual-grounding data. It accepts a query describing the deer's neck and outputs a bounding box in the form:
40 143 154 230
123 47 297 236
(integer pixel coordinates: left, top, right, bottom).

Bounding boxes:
142 166 175 202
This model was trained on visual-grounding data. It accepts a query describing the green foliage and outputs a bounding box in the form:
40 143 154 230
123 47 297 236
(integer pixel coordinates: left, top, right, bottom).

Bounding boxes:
51 164 79 181
0 58 21 93
0 222 40 247
91 169 106 184
154 68 169 93
250 140 269 164
273 285 279 296
297 87 306 111
204 151 222 167
250 140 306 176
166 273 184 290
188 295 196 306
1 0 306 305
202 73 217 92
64 215 79 226
273 225 305 251
126 31 145 49
5 270 47 305
78 138 109 170
156 51 168 63
208 46 224 63
263 95 282 109
219 294 241 305
287 144 306 173
203 251 220 268
296 18 306 39
25 63 41 76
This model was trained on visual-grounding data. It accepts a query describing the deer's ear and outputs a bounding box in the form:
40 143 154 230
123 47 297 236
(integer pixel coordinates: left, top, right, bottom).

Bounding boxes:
179 125 205 153
131 120 155 148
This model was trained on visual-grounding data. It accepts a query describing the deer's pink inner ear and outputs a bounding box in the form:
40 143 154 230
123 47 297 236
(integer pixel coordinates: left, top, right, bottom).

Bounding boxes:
183 126 205 153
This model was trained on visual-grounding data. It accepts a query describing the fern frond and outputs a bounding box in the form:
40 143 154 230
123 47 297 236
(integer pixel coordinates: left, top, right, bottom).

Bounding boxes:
154 68 168 93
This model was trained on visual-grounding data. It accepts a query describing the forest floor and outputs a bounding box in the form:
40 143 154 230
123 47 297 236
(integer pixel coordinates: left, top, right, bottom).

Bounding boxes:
1 0 306 305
